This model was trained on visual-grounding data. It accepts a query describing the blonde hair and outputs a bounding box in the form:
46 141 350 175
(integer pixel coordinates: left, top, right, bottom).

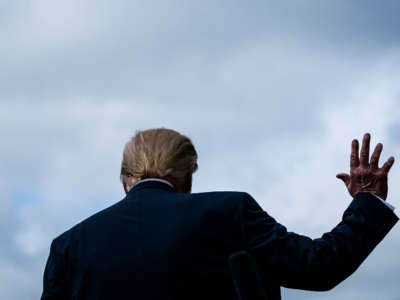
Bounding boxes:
120 128 198 191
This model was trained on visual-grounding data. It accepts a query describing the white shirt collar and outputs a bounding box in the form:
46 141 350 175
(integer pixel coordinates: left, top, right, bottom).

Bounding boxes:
134 178 175 189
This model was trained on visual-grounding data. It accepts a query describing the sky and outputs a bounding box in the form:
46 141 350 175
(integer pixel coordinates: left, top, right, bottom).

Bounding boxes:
1 1 400 299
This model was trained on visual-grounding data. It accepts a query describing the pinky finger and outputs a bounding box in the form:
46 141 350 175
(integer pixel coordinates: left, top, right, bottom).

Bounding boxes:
382 156 395 173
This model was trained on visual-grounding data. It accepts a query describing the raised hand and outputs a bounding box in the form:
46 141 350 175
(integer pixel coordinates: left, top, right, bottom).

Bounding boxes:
336 133 395 200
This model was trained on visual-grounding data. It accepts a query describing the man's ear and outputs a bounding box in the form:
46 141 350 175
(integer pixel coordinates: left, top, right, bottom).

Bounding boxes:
183 171 193 194
123 182 129 195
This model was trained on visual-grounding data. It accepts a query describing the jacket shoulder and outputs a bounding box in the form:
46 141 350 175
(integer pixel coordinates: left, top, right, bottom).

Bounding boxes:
188 191 253 248
189 190 252 213
192 190 251 203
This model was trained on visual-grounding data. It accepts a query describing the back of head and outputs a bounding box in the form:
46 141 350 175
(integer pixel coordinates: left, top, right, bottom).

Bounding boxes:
120 128 198 192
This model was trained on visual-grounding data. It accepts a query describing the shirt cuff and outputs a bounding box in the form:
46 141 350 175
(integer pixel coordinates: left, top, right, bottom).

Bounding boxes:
369 193 395 211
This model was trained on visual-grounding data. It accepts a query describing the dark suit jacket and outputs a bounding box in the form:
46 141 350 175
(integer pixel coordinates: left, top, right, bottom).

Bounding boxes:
41 180 398 300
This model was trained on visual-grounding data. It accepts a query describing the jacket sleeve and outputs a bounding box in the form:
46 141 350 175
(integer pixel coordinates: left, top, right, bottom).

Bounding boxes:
40 238 69 300
241 191 398 291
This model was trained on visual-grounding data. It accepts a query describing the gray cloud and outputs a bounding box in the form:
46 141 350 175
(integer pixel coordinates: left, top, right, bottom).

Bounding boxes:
1 1 400 299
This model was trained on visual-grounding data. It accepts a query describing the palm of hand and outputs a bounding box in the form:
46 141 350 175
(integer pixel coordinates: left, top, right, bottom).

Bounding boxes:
348 167 387 199
336 133 394 200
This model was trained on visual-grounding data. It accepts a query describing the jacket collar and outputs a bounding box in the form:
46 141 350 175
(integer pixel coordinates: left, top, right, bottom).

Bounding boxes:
127 178 176 195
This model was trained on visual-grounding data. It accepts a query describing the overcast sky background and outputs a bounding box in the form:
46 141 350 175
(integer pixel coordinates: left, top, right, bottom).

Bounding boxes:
1 1 400 299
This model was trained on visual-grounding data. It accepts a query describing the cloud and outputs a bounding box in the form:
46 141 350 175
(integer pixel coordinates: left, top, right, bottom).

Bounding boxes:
1 1 400 300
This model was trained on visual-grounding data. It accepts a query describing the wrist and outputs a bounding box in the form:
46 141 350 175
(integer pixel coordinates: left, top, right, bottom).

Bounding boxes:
356 190 386 201
369 191 386 201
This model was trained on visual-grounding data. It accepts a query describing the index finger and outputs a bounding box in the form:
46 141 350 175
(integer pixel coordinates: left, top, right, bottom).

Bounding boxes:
351 139 360 169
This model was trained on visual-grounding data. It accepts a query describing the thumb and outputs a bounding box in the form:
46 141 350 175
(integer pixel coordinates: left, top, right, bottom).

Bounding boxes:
336 173 350 185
